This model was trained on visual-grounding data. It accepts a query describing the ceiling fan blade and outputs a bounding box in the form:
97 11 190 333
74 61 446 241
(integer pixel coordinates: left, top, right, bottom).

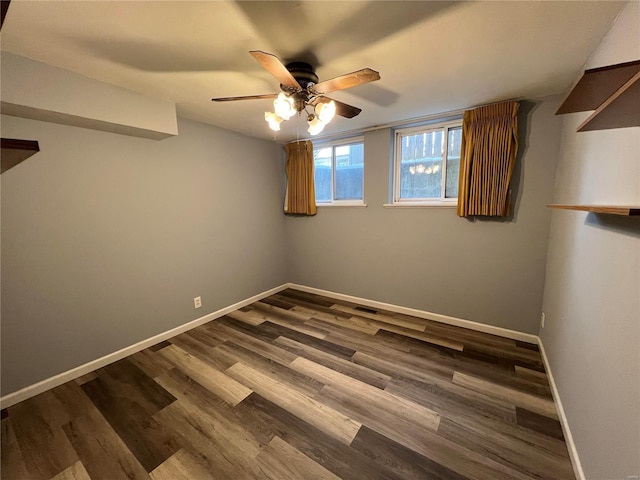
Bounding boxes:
249 50 301 90
212 94 278 102
314 96 362 118
312 68 380 94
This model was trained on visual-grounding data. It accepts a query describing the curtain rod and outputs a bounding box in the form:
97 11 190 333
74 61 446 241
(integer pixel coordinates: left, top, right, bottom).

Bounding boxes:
281 97 521 144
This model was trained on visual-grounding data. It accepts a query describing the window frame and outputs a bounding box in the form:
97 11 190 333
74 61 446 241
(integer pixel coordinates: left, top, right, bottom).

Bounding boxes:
392 120 462 206
313 136 365 207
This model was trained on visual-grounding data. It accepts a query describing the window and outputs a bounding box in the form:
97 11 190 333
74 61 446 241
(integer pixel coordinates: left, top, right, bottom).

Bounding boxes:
393 121 462 205
313 138 364 205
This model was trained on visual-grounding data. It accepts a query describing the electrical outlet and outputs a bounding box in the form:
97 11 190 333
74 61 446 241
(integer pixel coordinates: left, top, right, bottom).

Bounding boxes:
541 312 546 328
194 296 202 309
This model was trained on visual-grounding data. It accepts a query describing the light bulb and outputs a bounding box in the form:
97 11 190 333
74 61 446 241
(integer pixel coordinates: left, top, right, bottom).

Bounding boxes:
265 111 282 131
307 116 325 135
409 166 416 175
315 100 336 124
416 164 425 174
274 93 295 120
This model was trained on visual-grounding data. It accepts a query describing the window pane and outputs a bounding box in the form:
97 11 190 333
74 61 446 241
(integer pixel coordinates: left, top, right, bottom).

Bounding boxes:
445 127 462 198
314 147 332 202
334 143 364 200
399 131 443 199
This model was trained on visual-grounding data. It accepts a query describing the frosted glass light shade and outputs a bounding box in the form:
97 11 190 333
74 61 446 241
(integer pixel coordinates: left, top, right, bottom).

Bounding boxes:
315 100 336 124
265 111 282 131
274 93 295 120
307 116 325 135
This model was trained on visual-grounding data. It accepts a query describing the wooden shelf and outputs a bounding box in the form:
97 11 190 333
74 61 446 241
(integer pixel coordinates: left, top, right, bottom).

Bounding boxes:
547 204 640 216
556 60 640 131
1 138 40 174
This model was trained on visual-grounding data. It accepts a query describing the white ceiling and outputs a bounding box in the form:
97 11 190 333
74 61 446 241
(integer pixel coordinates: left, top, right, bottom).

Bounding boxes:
0 1 627 142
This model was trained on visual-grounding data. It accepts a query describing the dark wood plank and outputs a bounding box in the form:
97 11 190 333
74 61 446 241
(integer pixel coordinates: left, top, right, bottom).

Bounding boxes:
353 347 455 381
218 315 281 343
8 396 79 480
274 335 391 389
148 448 216 480
184 325 225 346
129 349 175 379
154 368 272 478
437 416 574 479
278 288 351 308
149 340 172 352
244 304 330 339
81 376 179 472
168 332 236 372
226 362 360 445
158 344 252 406
514 364 550 386
235 393 407 480
248 319 358 360
272 293 353 319
390 379 568 457
462 343 545 371
452 372 557 419
101 359 177 415
515 340 539 351
215 341 325 397
254 435 342 480
384 375 517 424
260 295 296 310
157 367 275 447
206 321 297 365
375 329 513 379
62 407 149 480
315 387 529 480
355 305 379 314
351 425 469 480
516 406 565 440
1 418 30 480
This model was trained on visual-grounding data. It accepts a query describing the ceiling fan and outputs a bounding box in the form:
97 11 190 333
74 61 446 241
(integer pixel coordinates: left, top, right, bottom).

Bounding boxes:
212 51 380 135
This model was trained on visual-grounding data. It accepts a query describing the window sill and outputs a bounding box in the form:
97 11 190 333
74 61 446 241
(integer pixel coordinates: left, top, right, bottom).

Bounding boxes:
383 203 457 208
317 203 367 208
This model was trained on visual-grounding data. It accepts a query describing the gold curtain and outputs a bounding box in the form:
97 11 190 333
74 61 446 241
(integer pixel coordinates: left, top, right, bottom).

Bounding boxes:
284 140 317 215
457 101 519 217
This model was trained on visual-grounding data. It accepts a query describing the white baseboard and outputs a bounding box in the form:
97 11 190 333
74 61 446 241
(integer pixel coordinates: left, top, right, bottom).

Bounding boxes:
0 283 289 409
287 283 539 344
538 338 585 480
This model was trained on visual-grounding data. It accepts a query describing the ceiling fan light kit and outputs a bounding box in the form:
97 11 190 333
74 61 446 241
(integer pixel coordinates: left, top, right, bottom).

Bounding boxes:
212 51 380 137
267 97 336 135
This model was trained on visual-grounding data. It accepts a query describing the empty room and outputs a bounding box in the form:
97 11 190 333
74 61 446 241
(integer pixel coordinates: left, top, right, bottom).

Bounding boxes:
1 1 638 479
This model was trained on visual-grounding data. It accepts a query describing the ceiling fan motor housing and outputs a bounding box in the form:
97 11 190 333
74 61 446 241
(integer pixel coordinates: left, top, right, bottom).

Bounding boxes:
284 62 318 90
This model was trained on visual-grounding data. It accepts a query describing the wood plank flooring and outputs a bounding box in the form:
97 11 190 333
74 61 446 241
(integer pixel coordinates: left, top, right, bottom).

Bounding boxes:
0 289 575 479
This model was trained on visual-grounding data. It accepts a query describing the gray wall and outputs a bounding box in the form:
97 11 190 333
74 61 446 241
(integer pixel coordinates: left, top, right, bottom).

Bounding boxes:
540 3 640 478
285 97 562 334
1 115 287 395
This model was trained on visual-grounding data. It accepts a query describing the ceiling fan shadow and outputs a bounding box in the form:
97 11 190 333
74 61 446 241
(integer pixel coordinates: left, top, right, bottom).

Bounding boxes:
70 36 244 73
338 83 399 107
235 1 462 66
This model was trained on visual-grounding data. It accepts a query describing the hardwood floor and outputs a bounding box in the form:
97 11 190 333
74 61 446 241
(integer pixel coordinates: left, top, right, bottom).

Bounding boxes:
1 289 575 479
